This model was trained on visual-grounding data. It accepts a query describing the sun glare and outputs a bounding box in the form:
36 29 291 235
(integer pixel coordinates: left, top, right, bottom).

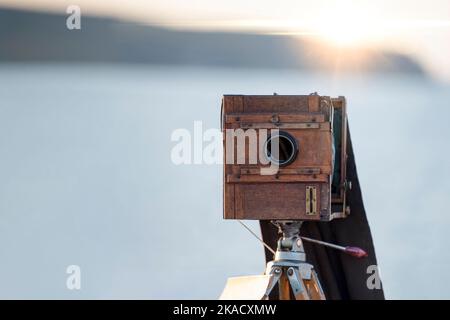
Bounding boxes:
311 6 377 47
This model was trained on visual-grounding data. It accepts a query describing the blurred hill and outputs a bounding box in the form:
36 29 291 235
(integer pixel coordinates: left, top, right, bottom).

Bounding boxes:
0 8 425 75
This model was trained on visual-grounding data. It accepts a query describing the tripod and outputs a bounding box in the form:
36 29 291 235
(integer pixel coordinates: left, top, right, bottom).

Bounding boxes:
220 220 367 300
263 221 325 300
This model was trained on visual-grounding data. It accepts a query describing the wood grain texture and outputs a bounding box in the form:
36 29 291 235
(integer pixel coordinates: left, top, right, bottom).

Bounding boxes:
223 94 346 221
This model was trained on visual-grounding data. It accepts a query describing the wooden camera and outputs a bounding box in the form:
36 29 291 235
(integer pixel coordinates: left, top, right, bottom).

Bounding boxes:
222 94 348 221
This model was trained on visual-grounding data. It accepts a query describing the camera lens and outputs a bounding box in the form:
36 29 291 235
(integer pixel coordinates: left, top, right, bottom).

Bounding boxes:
264 131 298 166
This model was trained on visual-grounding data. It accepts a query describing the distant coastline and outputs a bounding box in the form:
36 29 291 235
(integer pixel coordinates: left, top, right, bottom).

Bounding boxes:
0 7 425 76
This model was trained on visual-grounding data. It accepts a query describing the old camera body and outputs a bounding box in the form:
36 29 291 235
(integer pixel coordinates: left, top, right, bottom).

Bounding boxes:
222 94 348 221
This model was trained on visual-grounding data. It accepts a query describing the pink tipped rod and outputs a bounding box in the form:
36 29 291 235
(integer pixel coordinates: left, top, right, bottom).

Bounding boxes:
344 246 369 258
300 236 368 258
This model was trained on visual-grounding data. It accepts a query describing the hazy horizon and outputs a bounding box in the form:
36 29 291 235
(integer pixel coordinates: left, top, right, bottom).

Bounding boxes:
1 0 450 82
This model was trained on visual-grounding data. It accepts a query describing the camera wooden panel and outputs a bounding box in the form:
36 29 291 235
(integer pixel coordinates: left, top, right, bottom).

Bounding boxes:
222 94 347 221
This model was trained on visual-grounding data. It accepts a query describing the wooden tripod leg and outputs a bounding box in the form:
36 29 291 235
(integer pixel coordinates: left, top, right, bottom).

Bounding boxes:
286 267 309 300
279 274 291 300
305 270 326 300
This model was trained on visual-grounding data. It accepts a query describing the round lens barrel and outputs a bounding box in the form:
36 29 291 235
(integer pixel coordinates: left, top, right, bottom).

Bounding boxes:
264 131 298 166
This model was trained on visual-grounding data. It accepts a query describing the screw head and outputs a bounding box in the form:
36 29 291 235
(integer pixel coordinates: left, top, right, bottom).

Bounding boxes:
271 114 280 123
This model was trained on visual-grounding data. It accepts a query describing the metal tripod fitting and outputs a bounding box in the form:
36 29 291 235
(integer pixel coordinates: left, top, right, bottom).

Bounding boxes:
263 220 325 300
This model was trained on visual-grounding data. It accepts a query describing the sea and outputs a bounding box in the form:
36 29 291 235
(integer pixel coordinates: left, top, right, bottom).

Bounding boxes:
0 63 449 299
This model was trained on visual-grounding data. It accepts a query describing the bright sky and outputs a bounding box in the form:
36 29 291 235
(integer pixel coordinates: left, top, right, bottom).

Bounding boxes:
2 0 450 81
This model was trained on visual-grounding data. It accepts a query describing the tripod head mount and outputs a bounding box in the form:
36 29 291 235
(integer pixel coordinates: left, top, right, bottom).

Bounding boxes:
271 221 306 263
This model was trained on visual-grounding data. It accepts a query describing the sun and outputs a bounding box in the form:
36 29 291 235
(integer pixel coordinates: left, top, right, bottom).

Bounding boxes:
318 20 366 47
312 6 377 47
